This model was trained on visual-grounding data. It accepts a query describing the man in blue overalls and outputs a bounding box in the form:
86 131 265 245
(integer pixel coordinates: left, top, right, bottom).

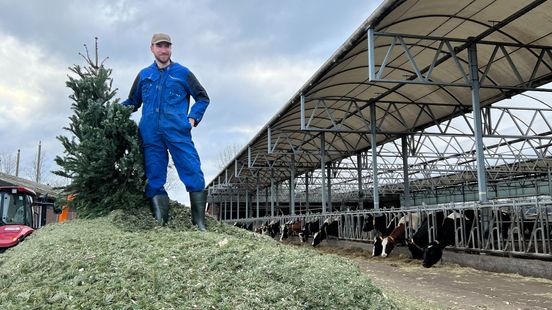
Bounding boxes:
123 33 209 231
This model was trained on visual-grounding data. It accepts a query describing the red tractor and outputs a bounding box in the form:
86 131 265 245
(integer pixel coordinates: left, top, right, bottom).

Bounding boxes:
0 186 51 252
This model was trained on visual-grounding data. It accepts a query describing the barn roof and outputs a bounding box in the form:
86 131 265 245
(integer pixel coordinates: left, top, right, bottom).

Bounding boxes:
0 172 58 197
208 0 552 197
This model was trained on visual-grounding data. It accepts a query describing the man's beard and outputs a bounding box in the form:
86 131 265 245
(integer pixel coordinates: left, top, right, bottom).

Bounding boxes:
155 55 170 64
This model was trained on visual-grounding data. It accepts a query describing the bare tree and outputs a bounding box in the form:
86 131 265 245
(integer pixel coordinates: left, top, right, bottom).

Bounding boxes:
0 151 17 175
217 143 243 170
46 174 71 188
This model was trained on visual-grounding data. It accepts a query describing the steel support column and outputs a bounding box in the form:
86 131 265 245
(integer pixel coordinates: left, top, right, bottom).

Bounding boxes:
327 164 332 213
320 132 327 213
276 182 280 212
270 168 275 217
236 191 240 220
401 135 411 208
305 171 310 210
357 152 363 209
230 194 233 220
290 154 296 215
370 103 380 210
220 195 226 221
256 176 260 218
468 42 488 203
265 187 269 217
245 190 249 219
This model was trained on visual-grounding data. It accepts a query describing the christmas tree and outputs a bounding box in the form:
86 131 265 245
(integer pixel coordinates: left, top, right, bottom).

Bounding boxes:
54 38 147 218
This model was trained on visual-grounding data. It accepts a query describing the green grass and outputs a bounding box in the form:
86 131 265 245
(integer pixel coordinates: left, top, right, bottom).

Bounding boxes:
0 205 397 309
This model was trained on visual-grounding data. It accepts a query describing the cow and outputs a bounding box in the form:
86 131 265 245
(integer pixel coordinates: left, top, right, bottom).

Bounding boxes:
312 218 339 247
233 222 253 231
299 219 320 243
380 213 421 258
255 222 264 234
380 223 406 258
262 220 281 238
422 211 475 268
280 220 303 241
371 214 397 256
407 212 446 259
361 214 375 232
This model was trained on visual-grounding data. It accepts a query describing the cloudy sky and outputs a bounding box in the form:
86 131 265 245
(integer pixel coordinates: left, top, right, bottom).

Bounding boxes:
0 0 383 203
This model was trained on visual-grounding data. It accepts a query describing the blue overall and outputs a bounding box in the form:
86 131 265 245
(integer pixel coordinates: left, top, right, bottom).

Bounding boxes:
123 62 209 197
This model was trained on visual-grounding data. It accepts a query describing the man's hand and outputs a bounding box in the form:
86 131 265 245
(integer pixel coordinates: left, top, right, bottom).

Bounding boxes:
188 117 196 127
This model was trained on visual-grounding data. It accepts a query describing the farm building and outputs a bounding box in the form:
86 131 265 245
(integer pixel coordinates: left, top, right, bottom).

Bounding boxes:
206 0 552 275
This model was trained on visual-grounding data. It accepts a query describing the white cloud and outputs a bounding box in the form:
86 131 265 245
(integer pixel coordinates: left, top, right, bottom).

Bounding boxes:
0 0 383 204
239 56 317 100
0 33 69 177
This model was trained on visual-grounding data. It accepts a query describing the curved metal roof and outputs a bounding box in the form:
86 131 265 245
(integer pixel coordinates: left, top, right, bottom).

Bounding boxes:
208 0 552 195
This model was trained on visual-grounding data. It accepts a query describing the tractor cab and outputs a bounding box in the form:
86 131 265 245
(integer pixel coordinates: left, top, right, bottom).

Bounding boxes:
0 186 37 252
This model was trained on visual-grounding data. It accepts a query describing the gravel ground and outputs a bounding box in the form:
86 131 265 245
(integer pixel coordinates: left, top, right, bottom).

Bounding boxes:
288 239 552 310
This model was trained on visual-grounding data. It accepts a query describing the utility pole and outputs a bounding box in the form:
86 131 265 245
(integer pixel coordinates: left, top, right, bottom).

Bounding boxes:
36 141 42 183
16 149 20 177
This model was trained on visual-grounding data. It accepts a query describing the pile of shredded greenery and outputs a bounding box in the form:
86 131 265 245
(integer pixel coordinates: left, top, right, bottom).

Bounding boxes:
1 208 397 309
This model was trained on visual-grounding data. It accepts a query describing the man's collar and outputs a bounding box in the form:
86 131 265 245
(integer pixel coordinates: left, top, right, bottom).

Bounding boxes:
154 60 172 70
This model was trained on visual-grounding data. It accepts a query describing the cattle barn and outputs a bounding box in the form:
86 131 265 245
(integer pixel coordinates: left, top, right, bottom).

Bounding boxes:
207 0 552 278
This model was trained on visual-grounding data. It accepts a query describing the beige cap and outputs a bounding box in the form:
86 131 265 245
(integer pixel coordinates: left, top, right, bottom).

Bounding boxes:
151 33 171 45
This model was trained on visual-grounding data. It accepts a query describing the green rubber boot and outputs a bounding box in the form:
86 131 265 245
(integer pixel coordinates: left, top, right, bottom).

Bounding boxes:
189 191 207 232
151 194 169 226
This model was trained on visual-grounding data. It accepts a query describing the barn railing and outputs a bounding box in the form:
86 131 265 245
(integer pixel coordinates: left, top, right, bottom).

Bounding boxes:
223 196 552 259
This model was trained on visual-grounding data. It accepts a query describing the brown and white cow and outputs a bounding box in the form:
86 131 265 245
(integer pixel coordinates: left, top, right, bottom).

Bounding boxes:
280 220 303 241
380 213 421 258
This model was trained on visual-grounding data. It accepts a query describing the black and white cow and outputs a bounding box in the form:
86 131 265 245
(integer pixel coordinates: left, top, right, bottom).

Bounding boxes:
407 212 446 260
422 211 475 268
312 218 339 247
361 214 375 232
262 220 281 238
299 219 320 243
233 222 253 231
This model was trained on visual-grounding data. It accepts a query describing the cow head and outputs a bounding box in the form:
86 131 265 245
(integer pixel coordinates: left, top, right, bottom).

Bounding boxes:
312 229 326 247
362 215 374 232
422 241 443 268
380 223 405 258
407 239 424 260
266 221 280 238
279 224 289 241
299 226 310 243
255 226 263 234
299 231 306 243
380 236 396 258
372 235 383 256
312 219 336 247
300 220 318 243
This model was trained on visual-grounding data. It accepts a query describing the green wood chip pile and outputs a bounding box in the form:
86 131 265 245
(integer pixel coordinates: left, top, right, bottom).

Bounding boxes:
0 206 396 309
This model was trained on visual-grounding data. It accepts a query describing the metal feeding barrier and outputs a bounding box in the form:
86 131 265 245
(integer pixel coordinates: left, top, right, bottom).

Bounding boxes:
224 196 552 259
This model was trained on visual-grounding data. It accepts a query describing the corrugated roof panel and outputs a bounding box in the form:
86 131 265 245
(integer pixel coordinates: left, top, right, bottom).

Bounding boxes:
209 0 552 193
